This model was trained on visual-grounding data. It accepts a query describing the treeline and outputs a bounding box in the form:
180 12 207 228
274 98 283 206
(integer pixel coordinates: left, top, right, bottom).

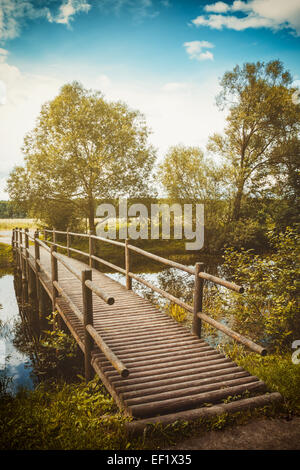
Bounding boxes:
0 201 28 218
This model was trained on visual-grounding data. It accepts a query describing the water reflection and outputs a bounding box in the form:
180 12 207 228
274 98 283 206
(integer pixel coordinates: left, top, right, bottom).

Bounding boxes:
1 253 222 392
0 274 34 393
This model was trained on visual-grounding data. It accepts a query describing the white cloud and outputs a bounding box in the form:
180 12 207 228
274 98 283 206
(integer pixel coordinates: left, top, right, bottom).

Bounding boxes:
0 1 91 40
204 2 230 13
183 40 215 61
49 0 91 26
192 0 300 36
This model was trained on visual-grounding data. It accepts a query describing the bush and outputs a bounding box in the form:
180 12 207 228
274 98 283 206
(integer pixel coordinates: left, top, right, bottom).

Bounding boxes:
219 227 299 352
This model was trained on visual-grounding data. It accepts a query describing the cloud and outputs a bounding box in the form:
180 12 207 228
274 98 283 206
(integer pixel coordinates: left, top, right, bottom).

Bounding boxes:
0 1 91 41
49 0 91 26
183 40 215 61
192 0 300 36
204 1 230 13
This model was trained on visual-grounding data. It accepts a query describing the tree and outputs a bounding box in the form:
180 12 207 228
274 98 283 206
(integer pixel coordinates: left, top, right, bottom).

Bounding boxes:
158 144 229 252
208 60 300 222
7 82 156 232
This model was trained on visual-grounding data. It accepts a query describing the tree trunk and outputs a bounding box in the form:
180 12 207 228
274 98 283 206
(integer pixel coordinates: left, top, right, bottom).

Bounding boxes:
88 197 96 234
232 181 244 221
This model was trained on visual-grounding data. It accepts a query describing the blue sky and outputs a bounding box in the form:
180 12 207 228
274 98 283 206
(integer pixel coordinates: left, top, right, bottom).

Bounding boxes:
0 0 300 199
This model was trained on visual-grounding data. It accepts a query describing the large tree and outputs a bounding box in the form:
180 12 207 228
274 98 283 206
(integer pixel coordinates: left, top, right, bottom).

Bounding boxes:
158 144 229 251
7 82 156 232
208 60 300 221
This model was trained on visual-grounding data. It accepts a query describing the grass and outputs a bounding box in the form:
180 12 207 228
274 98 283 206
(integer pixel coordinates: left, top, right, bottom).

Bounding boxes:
0 218 40 230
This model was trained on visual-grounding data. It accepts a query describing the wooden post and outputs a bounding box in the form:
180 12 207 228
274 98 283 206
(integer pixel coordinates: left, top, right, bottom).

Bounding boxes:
192 262 204 338
19 228 23 271
50 245 58 312
89 231 96 268
53 227 56 245
67 228 70 257
34 231 40 272
82 269 94 382
43 227 46 242
125 238 132 290
34 231 41 319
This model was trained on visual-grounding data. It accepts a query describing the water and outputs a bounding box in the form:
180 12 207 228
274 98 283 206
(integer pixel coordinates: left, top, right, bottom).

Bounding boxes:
0 274 35 393
0 252 222 392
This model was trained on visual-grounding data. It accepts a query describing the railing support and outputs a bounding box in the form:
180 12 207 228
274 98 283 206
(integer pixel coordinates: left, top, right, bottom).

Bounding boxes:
67 228 70 257
89 231 96 268
82 269 94 382
50 245 58 311
125 238 132 290
192 262 204 338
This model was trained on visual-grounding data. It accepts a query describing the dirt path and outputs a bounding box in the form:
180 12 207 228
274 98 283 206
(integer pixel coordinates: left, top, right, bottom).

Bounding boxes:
167 416 300 450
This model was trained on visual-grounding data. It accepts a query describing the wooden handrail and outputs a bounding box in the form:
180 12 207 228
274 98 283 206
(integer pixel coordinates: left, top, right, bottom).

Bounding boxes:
13 227 267 356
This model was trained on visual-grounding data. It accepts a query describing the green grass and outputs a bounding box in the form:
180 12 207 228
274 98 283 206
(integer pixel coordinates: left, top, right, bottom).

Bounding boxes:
0 218 40 230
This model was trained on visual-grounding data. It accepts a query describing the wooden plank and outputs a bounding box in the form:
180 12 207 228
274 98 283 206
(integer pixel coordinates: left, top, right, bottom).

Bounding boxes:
128 381 267 418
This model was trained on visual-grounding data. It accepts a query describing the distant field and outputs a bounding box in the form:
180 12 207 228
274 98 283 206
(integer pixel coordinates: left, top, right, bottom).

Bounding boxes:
0 218 40 230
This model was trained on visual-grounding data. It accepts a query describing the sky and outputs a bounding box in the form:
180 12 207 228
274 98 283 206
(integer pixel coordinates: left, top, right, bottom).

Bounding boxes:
0 0 300 199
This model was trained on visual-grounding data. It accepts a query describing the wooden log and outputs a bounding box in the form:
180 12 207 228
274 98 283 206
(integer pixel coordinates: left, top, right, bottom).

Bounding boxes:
86 324 129 378
102 352 223 377
125 392 282 435
101 360 239 388
108 357 232 382
82 269 94 382
85 279 114 305
88 231 96 268
125 375 259 406
128 272 193 313
67 228 70 257
50 245 58 314
103 352 224 376
93 341 211 361
198 312 267 356
125 238 132 290
53 280 84 323
91 254 126 275
100 329 199 346
192 262 204 338
116 366 245 394
128 380 267 418
100 337 203 357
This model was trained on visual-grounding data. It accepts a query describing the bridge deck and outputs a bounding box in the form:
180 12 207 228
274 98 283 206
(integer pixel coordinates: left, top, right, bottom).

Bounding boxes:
26 245 270 419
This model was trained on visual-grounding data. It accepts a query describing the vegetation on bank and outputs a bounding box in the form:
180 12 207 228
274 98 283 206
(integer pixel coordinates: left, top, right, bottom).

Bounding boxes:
1 226 300 449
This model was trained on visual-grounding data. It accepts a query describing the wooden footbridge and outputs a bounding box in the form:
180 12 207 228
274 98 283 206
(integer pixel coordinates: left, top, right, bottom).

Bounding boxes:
11 228 281 427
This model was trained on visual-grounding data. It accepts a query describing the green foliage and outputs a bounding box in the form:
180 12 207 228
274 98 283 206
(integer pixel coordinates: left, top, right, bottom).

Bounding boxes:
0 243 13 269
226 349 300 415
7 81 156 232
14 313 84 383
219 227 300 351
208 59 300 222
0 201 27 218
0 378 130 450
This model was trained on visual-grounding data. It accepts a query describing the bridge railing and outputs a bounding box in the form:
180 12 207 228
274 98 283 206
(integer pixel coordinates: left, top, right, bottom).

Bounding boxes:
37 226 267 356
12 227 267 359
12 227 130 380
